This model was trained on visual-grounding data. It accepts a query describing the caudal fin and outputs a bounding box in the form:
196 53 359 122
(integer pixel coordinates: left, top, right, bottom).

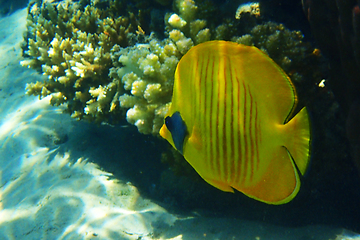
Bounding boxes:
284 107 311 175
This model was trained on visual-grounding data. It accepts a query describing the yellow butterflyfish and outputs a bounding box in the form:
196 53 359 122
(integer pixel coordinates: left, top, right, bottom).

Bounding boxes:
159 40 311 204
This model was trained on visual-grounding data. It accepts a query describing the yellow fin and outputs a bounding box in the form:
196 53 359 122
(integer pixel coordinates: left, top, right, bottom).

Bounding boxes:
204 178 234 193
283 107 311 175
234 147 300 204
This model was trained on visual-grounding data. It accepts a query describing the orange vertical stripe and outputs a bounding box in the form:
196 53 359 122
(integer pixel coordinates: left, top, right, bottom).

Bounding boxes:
215 56 222 179
254 102 260 172
228 59 235 183
248 89 254 182
222 56 228 181
204 56 213 173
209 58 217 176
241 81 248 184
234 67 242 185
193 57 199 122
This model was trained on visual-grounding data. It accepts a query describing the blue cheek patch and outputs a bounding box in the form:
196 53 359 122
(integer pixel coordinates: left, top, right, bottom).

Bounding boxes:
165 111 188 154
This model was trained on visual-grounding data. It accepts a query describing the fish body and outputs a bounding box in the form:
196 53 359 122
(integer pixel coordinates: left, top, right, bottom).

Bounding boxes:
160 41 311 204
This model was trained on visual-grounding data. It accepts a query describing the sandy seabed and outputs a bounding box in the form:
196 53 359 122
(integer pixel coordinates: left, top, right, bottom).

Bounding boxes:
0 8 357 240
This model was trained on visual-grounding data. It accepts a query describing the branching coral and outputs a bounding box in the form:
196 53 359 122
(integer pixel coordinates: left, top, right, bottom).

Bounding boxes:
21 0 139 123
110 0 209 134
21 0 204 131
109 38 179 134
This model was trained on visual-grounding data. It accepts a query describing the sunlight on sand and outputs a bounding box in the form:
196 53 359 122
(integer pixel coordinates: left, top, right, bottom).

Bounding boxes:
0 96 177 239
0 127 178 239
0 8 178 239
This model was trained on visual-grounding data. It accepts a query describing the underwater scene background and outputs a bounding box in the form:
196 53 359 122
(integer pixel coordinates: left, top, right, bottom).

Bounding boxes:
1 0 360 239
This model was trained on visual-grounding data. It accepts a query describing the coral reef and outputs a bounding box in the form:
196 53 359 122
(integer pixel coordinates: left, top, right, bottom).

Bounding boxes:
235 2 260 20
21 0 321 135
20 0 330 210
109 38 179 134
107 0 206 134
21 0 206 134
21 0 140 123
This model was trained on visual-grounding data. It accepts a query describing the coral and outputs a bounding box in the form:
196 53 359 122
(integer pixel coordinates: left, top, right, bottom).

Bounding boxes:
175 0 197 22
168 13 187 29
235 2 260 20
21 0 321 135
109 0 210 134
231 22 323 101
21 0 140 123
109 38 180 134
168 29 194 54
21 0 207 134
233 23 305 74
